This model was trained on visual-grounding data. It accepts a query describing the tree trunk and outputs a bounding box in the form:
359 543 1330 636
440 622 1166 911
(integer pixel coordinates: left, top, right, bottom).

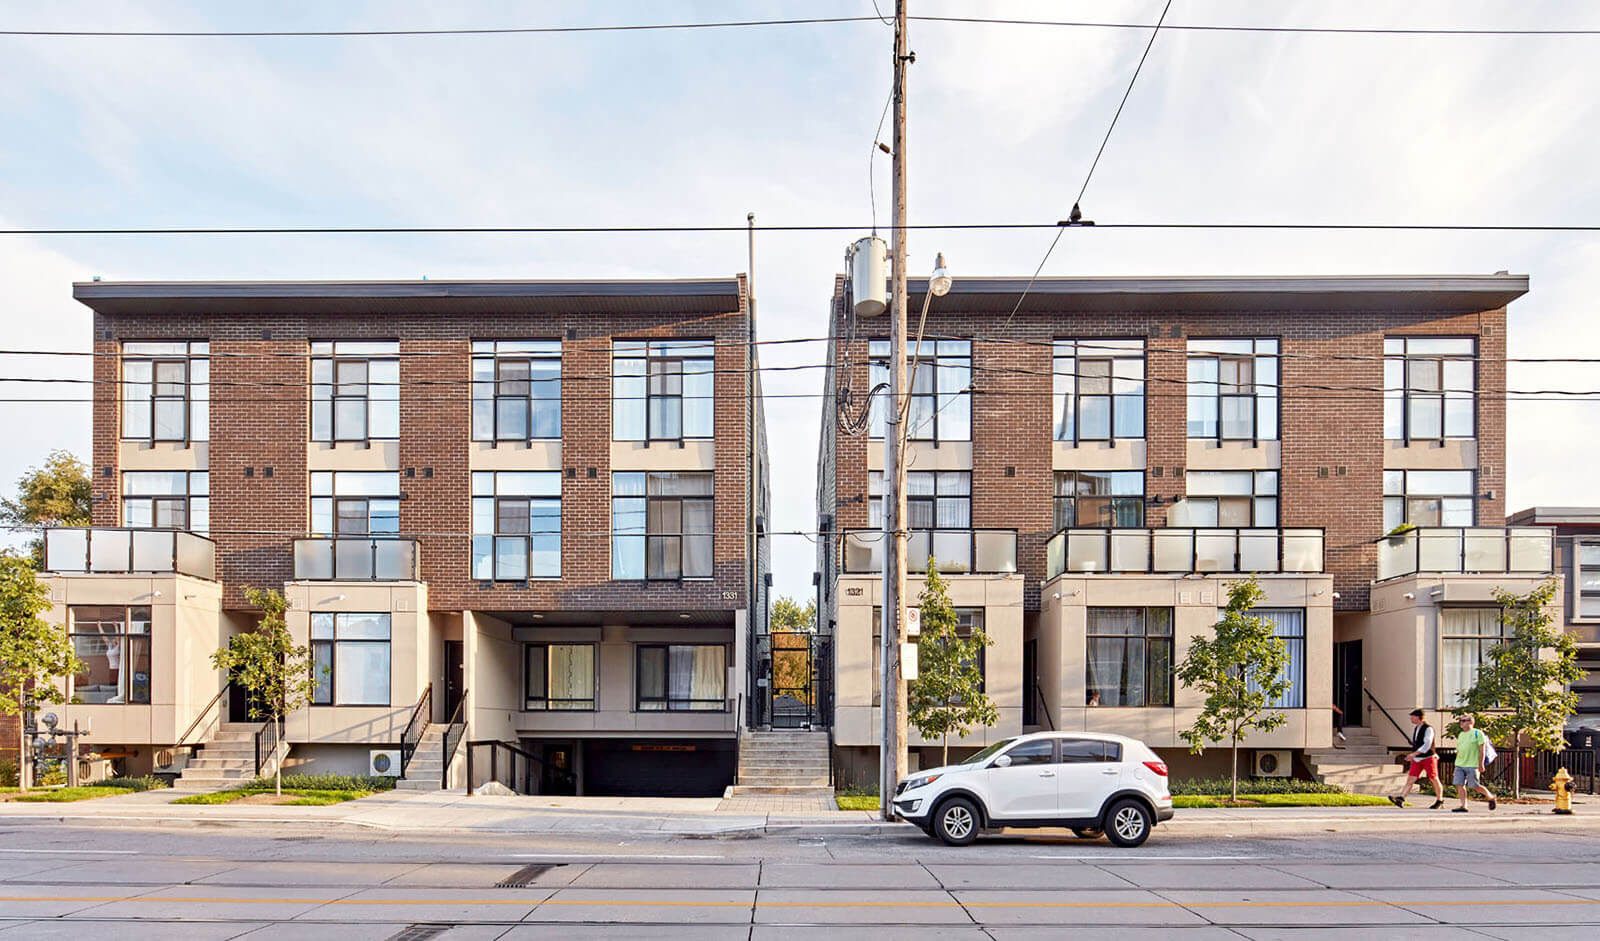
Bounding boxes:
273 713 283 797
1511 728 1521 800
941 734 948 769
16 690 28 793
1230 735 1239 803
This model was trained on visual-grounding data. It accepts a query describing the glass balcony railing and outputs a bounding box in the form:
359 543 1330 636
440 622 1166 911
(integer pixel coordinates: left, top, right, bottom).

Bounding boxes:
1046 527 1325 579
1375 527 1553 581
43 527 216 580
293 537 420 581
842 529 1017 575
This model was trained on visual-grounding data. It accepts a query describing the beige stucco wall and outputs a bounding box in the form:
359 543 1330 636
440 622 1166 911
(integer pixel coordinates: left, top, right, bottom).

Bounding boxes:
118 441 208 471
832 572 1025 748
1053 439 1146 471
43 573 226 746
1186 439 1283 470
306 440 401 471
1039 572 1335 750
1342 573 1562 748
1383 439 1478 470
466 610 519 744
609 440 715 471
868 441 974 472
468 440 562 470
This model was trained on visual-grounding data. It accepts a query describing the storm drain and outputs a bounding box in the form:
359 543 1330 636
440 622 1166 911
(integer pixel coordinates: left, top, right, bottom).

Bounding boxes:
384 926 450 941
495 862 565 887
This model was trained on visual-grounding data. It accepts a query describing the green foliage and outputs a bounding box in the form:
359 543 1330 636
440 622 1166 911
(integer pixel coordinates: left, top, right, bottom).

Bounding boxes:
210 588 319 796
1386 523 1418 537
6 785 145 803
834 794 881 811
171 787 376 806
0 554 83 791
98 775 167 791
0 450 92 567
1170 776 1344 796
907 559 998 766
0 758 16 787
1172 793 1392 809
1176 578 1290 801
243 773 396 792
771 596 817 633
770 596 818 705
1452 580 1581 798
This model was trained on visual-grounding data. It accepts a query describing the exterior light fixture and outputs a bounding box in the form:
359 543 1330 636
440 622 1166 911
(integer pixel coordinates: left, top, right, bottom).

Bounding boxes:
929 253 952 297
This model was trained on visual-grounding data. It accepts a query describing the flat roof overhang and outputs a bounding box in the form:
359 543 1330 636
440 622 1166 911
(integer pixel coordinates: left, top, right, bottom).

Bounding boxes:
73 278 744 316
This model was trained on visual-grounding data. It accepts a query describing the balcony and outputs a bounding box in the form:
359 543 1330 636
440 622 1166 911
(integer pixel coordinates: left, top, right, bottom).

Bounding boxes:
1375 527 1553 581
842 529 1017 575
1046 527 1325 579
293 537 420 581
43 527 216 580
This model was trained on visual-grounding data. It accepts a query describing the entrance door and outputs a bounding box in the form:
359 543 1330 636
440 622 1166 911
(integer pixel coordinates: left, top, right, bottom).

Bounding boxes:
542 744 577 795
1333 640 1363 726
444 641 464 720
770 631 813 729
1022 639 1038 727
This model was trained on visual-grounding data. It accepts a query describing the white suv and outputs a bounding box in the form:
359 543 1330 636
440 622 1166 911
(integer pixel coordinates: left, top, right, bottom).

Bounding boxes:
892 732 1174 847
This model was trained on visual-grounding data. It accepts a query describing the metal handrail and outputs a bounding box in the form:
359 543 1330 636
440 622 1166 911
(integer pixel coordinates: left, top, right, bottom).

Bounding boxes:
1375 526 1554 580
841 528 1019 575
42 526 217 580
1363 685 1412 744
441 687 469 790
1047 526 1326 578
254 714 283 777
291 536 421 581
174 685 229 751
399 682 433 778
1034 684 1055 731
465 738 544 795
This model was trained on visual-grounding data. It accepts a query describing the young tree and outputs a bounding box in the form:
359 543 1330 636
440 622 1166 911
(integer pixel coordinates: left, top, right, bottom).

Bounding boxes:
210 588 317 796
908 559 997 767
1177 578 1290 802
1453 580 1580 799
0 554 82 791
0 451 92 568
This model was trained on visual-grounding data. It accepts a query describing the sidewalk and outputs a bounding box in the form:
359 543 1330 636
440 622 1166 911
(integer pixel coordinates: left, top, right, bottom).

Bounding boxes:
2 786 1595 837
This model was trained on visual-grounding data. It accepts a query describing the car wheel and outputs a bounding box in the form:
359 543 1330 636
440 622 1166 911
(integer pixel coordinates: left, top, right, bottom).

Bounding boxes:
933 797 980 846
1103 799 1153 848
1072 827 1102 840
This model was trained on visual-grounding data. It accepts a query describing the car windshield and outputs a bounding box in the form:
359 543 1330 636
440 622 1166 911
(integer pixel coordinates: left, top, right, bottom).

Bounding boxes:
960 737 1019 765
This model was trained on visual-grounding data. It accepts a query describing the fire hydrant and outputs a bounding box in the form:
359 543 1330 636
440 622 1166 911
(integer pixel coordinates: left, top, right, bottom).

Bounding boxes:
1552 767 1574 815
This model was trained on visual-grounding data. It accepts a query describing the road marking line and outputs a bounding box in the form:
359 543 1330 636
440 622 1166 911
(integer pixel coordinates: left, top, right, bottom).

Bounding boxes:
0 848 140 855
510 854 724 860
1031 855 1265 861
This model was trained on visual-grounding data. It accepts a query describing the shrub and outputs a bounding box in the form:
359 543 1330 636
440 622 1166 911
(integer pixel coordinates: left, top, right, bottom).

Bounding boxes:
241 773 395 792
1170 776 1345 796
0 758 17 787
98 776 167 791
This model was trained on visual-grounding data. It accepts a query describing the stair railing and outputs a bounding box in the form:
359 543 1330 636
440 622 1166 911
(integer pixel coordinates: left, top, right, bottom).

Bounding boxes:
174 685 229 756
440 688 469 789
254 713 284 777
1034 684 1055 731
465 738 544 795
1363 686 1412 745
399 682 433 779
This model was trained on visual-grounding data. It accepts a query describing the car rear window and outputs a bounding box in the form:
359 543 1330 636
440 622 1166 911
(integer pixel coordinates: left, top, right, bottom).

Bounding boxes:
1059 739 1122 763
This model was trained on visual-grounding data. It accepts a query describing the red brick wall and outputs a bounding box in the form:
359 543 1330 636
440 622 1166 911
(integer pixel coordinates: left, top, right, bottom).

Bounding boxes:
828 299 1509 613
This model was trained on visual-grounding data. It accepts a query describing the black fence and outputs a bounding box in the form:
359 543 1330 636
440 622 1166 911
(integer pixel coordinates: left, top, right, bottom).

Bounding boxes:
1434 747 1597 794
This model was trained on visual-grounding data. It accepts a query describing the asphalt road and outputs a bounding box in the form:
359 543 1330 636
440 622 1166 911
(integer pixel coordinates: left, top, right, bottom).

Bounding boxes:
1 819 1598 938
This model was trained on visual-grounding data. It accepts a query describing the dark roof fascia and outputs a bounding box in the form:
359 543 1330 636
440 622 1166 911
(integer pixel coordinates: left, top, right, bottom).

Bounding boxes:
1507 506 1600 527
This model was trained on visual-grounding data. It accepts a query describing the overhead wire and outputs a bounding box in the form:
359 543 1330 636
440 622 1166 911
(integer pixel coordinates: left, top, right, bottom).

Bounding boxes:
6 222 1600 236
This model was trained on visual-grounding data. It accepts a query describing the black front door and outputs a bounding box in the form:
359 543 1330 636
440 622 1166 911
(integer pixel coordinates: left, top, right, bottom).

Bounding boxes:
444 641 465 720
1333 640 1363 726
1023 639 1038 726
542 744 577 795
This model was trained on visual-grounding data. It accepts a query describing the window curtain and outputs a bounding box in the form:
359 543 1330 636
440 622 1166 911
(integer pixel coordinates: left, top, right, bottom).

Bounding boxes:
638 647 666 710
1441 608 1502 706
548 645 594 710
1247 608 1305 708
691 645 726 710
667 645 695 706
1086 609 1144 707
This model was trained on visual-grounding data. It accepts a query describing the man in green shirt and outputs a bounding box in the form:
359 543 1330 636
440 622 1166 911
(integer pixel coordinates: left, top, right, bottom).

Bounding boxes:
1452 714 1497 812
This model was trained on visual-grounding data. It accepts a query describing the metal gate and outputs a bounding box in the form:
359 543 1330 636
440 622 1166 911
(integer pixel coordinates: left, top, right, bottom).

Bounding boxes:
768 632 832 729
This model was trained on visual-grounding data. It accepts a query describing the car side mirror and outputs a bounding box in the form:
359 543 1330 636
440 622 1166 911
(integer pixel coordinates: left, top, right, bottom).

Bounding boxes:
993 754 1012 768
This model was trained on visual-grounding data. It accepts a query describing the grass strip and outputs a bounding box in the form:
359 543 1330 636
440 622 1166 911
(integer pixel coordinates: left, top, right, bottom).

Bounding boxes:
835 794 880 811
170 788 374 806
1172 793 1393 809
0 786 149 803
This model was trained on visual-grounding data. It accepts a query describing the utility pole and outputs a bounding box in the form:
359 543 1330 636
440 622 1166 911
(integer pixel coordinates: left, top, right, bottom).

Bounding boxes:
879 0 910 820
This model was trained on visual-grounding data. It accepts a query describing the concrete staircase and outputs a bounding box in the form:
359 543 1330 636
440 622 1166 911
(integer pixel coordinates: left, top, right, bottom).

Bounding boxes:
396 725 450 791
728 730 832 797
176 724 283 790
1305 726 1402 796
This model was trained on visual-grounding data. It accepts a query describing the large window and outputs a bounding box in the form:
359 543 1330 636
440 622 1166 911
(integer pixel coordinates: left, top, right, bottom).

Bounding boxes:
1385 337 1475 442
869 471 971 532
1383 470 1475 532
472 340 561 441
472 472 560 580
525 643 596 710
613 340 714 441
1187 339 1279 440
1086 608 1173 707
1577 540 1600 620
869 339 971 441
636 644 727 711
1054 339 1145 442
1053 471 1144 530
122 471 209 534
873 607 985 704
311 472 401 536
311 341 399 442
121 341 209 443
1441 608 1509 707
612 472 713 580
310 613 391 706
1172 471 1278 527
1246 608 1305 708
69 606 151 705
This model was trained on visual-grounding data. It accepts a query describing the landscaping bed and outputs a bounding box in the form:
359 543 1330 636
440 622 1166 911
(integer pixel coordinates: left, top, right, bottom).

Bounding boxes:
1173 793 1391 808
0 776 168 802
170 773 396 807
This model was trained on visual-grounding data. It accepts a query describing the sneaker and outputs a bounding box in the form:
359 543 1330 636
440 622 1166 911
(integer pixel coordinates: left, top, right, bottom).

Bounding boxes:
1452 807 1469 813
1337 731 1347 741
1430 799 1444 810
1488 798 1497 810
1388 795 1405 808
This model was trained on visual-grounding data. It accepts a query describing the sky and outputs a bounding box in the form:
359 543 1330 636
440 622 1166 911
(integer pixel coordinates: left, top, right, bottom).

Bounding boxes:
2 0 1598 607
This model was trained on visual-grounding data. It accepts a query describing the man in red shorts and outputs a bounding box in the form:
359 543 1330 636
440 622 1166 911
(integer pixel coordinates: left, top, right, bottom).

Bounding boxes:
1389 707 1445 809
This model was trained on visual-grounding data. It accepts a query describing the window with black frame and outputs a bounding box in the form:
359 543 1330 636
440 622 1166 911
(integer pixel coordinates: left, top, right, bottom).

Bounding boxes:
122 471 209 534
869 471 970 531
69 606 151 704
612 472 714 579
310 613 391 706
1385 337 1475 442
869 338 971 441
1441 608 1509 707
636 644 726 711
121 341 209 443
310 341 399 442
1171 471 1278 527
1053 471 1144 530
1085 608 1173 707
310 472 401 536
612 339 714 441
1054 339 1145 442
1577 540 1600 620
1187 338 1279 440
524 643 596 710
472 340 561 441
472 471 560 580
1245 608 1305 708
1383 469 1475 531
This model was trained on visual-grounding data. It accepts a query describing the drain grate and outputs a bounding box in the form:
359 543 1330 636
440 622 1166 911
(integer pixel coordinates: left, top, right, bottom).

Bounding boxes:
385 926 450 941
495 862 565 888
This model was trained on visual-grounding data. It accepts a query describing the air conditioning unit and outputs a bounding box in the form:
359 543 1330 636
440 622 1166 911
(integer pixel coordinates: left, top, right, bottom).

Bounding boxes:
1253 749 1292 778
369 749 402 777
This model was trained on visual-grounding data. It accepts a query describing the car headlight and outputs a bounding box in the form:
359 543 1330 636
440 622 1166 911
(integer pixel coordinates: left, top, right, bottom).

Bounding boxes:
901 773 942 792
